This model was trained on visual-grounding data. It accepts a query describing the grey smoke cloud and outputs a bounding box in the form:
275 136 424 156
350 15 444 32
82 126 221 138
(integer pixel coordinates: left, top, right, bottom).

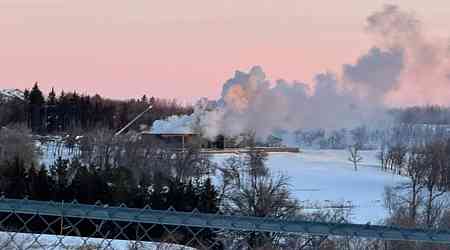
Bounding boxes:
366 4 420 47
343 47 404 102
365 4 450 106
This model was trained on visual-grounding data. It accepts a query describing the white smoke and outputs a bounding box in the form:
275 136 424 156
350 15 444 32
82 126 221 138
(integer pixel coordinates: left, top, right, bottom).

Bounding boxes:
150 115 194 134
151 66 376 140
151 5 450 141
364 4 450 106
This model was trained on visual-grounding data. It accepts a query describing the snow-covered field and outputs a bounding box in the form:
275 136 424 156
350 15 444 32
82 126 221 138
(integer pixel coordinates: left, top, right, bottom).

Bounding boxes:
38 144 409 224
212 150 409 224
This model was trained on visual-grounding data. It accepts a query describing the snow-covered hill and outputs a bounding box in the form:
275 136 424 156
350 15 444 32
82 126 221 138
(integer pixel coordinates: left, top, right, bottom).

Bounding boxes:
0 89 25 101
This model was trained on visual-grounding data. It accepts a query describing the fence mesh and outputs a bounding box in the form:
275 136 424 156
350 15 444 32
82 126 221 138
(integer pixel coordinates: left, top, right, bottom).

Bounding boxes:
0 197 448 249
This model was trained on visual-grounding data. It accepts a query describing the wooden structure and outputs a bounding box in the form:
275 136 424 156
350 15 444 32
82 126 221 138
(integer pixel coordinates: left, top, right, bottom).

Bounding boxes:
141 131 199 149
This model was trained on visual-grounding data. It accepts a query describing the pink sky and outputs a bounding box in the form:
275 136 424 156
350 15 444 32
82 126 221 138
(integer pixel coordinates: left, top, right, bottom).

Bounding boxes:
0 0 449 102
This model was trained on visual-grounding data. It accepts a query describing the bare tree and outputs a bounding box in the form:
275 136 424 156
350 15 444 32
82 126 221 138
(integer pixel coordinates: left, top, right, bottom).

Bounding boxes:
79 128 116 169
422 140 448 228
219 147 300 248
377 131 389 171
220 150 298 218
0 125 38 168
348 144 363 171
351 125 369 149
404 145 426 222
78 128 214 190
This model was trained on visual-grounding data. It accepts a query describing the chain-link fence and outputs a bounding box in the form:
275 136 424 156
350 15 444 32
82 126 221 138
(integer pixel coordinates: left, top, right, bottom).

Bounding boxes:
0 197 448 249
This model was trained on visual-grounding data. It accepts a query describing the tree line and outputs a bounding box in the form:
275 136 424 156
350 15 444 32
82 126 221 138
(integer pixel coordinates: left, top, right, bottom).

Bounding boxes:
376 126 450 250
0 82 193 134
390 105 450 125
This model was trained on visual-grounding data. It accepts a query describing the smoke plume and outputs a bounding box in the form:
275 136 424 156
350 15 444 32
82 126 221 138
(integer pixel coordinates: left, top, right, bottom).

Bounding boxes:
343 47 404 103
364 4 450 106
152 5 450 141
153 66 373 140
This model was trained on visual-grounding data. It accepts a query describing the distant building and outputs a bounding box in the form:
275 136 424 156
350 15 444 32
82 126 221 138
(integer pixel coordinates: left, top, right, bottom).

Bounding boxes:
141 131 199 149
141 131 228 150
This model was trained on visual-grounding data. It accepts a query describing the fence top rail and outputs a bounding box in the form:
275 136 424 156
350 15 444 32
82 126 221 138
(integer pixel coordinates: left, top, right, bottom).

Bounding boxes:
0 198 448 244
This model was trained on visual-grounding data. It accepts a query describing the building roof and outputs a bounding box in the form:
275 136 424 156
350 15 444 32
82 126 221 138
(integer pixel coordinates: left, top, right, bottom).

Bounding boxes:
141 131 197 136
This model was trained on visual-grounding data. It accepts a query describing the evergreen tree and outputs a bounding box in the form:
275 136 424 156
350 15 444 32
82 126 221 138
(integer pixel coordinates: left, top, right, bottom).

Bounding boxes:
109 166 134 206
149 172 167 210
28 82 45 132
29 82 45 105
118 103 129 128
50 157 71 200
183 180 198 211
0 157 27 198
36 166 53 200
140 95 148 104
71 166 95 203
27 164 52 201
23 89 30 102
46 88 58 132
198 178 219 213
47 87 57 105
133 178 150 208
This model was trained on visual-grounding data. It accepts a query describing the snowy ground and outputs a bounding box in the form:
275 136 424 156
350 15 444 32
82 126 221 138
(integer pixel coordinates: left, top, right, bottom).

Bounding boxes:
212 150 409 224
37 139 78 167
0 232 194 250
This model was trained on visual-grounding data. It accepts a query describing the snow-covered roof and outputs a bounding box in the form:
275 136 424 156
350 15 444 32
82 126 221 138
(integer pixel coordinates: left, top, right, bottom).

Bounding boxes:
149 115 195 135
143 131 197 135
0 89 25 101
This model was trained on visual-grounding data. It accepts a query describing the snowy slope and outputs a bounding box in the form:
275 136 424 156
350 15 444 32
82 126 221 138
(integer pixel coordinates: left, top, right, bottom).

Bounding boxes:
0 89 25 101
212 150 409 224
